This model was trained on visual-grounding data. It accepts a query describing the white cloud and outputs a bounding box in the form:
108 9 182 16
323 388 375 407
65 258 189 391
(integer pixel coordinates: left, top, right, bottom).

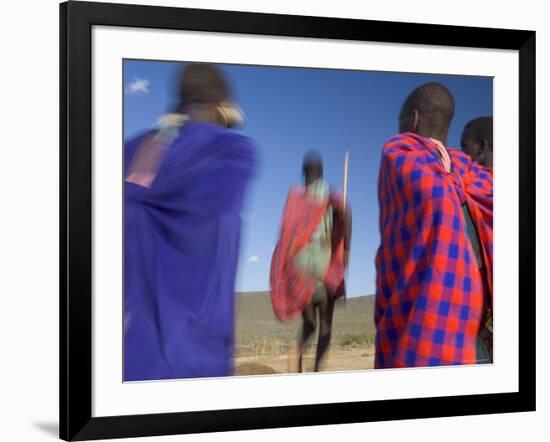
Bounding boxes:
247 255 259 264
126 77 150 95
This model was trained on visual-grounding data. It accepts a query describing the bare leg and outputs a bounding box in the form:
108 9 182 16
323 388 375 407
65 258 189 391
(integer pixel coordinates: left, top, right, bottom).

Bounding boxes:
314 292 335 372
297 303 317 372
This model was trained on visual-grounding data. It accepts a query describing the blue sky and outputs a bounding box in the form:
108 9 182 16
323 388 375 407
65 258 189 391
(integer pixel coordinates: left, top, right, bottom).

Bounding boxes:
124 60 493 297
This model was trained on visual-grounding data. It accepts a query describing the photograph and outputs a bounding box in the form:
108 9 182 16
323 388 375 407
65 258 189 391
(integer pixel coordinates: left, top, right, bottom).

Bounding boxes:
123 60 494 382
58 1 536 439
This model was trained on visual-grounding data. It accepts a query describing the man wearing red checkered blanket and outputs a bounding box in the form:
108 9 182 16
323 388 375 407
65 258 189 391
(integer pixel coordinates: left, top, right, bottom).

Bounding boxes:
375 83 493 368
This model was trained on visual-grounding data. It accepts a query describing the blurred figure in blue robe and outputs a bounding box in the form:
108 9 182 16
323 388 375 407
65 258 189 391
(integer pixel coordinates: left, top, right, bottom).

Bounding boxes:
124 63 256 381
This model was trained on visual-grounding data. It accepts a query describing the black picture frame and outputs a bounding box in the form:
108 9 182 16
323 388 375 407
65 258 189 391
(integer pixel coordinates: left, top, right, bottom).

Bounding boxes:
60 1 536 440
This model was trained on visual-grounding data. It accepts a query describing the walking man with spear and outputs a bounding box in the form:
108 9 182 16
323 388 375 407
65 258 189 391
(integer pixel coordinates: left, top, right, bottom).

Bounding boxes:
270 150 352 372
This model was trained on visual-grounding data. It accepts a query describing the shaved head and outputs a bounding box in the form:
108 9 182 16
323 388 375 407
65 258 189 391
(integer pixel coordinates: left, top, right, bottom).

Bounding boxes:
174 63 240 127
461 116 493 168
178 63 231 107
302 150 323 184
399 82 455 143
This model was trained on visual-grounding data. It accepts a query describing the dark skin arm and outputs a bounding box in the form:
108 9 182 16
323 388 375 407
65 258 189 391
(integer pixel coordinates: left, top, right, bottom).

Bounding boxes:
343 206 352 267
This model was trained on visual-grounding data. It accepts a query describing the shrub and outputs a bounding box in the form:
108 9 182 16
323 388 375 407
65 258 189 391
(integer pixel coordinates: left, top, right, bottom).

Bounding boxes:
340 333 374 347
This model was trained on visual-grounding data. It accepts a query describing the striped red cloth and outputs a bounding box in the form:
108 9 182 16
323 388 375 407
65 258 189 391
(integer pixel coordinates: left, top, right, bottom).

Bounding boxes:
270 186 347 321
375 132 493 368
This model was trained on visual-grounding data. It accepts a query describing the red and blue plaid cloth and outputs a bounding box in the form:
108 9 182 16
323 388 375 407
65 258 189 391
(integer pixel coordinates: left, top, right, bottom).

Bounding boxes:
375 133 493 368
270 186 347 321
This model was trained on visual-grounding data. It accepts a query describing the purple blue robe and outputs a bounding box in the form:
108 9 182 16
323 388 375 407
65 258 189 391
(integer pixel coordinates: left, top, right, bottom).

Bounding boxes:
124 121 256 381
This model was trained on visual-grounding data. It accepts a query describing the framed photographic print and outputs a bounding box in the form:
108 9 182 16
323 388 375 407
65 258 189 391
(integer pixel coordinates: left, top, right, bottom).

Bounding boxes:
60 1 536 440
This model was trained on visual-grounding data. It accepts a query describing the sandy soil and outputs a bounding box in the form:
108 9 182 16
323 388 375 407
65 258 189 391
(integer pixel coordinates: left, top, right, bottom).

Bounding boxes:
235 345 375 376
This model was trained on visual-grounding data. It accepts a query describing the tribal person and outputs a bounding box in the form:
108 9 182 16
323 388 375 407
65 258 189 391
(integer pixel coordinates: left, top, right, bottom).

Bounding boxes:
374 83 493 368
461 116 494 362
124 63 256 381
461 116 493 169
270 151 352 372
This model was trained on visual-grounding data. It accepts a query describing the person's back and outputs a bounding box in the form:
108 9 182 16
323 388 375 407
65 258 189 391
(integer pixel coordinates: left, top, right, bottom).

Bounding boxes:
374 83 493 368
293 177 333 285
124 64 256 381
124 120 255 381
270 152 351 372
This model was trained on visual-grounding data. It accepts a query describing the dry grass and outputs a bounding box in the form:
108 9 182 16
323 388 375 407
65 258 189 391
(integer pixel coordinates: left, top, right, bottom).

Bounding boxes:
234 292 375 374
340 333 375 347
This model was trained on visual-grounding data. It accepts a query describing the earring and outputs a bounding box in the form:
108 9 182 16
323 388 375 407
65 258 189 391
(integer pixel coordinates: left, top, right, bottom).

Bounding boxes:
216 105 229 127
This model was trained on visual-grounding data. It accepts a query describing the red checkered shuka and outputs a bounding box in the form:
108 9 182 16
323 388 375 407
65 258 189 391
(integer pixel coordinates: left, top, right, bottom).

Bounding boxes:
375 132 493 368
270 186 347 321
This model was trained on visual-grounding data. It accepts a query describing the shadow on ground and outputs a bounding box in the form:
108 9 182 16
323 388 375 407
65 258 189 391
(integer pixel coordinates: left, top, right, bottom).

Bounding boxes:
33 422 58 438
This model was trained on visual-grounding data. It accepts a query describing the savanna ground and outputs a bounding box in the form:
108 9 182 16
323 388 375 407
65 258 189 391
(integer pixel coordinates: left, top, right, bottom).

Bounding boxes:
234 291 375 376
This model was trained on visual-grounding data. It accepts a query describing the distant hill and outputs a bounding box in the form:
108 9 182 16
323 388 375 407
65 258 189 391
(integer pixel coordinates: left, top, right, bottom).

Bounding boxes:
235 291 375 355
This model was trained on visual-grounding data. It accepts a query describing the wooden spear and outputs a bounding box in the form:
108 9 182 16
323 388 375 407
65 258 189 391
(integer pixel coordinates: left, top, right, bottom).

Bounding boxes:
343 151 349 211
